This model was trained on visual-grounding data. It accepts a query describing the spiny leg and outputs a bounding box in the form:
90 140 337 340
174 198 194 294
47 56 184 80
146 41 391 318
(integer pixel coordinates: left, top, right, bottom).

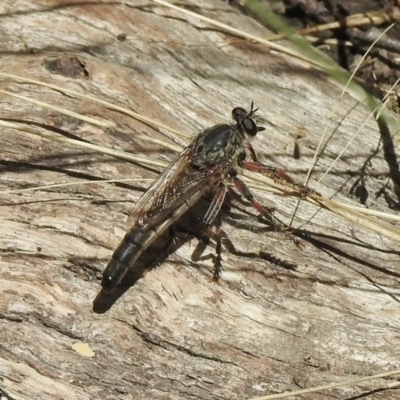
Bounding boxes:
231 174 305 259
242 160 293 184
201 220 238 283
201 183 228 282
231 173 277 224
214 229 223 281
203 182 227 227
246 142 258 162
238 146 290 182
242 161 317 198
201 223 224 282
234 170 308 251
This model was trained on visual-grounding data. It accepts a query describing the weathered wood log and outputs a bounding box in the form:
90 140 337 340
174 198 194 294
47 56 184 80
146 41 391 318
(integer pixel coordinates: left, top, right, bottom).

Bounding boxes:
1 1 400 399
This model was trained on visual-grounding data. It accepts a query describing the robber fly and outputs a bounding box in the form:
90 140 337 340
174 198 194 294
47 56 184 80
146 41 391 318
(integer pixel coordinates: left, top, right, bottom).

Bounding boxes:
102 103 290 291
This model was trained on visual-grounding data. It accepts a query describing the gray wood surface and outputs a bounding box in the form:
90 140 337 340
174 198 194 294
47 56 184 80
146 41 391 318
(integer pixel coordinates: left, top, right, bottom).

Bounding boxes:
1 1 399 399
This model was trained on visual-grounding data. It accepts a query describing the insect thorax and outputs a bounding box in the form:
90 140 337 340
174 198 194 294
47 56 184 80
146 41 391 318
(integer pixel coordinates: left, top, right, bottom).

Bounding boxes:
191 124 243 168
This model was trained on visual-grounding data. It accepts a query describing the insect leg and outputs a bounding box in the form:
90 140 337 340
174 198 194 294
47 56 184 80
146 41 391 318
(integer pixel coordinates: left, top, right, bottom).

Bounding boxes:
203 183 227 227
214 229 223 281
242 161 317 198
246 143 258 162
202 224 242 282
242 161 293 183
200 221 224 283
231 174 276 217
201 183 227 282
232 175 300 246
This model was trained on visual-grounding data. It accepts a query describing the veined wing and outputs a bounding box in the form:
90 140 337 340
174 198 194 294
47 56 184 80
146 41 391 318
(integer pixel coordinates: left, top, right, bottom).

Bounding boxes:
127 144 224 231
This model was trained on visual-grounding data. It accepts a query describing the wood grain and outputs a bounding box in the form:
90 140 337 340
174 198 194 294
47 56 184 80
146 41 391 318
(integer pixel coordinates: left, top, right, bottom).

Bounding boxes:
1 1 399 399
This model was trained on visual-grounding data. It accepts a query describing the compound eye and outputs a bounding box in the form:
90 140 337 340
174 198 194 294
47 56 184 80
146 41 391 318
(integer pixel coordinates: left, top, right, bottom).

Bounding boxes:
232 107 247 122
242 117 258 136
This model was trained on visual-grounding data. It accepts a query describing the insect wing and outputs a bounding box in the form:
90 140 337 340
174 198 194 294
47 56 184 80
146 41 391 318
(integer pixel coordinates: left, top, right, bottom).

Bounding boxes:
127 146 191 229
127 145 221 231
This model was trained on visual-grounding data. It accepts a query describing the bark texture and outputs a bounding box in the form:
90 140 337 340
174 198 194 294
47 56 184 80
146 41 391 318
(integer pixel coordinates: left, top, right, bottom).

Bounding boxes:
1 1 400 399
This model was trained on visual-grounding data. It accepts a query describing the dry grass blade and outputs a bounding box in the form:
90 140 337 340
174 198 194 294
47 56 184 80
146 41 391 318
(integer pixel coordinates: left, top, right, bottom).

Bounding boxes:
247 368 400 399
248 179 400 222
304 36 354 47
306 22 395 188
0 85 183 152
243 169 400 241
2 179 153 194
266 10 398 41
0 119 167 170
319 75 400 183
0 72 189 139
0 88 115 129
149 0 316 65
314 195 400 242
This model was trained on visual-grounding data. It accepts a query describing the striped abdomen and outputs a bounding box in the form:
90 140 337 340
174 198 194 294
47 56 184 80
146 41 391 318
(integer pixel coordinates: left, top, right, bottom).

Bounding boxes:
101 190 204 290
